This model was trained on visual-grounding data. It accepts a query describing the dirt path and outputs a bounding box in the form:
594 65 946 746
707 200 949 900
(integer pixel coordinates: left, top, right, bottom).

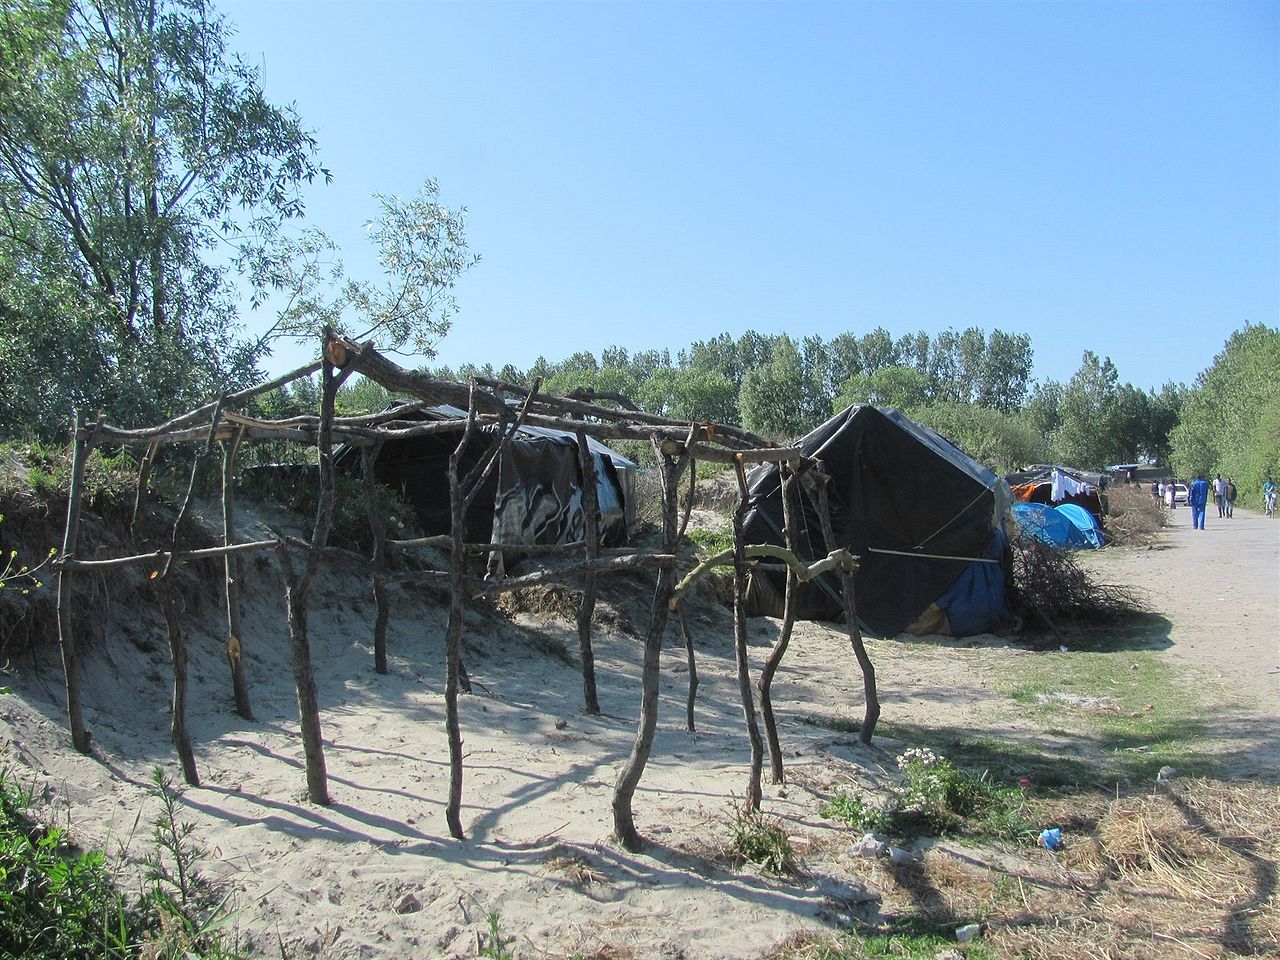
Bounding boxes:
1082 504 1280 706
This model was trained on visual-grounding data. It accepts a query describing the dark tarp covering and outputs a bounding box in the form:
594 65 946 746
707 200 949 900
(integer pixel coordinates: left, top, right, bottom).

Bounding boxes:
336 405 635 547
741 405 1011 637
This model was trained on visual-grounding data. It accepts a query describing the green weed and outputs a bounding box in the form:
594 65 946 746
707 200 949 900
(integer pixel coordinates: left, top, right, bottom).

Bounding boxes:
820 792 888 832
728 803 796 875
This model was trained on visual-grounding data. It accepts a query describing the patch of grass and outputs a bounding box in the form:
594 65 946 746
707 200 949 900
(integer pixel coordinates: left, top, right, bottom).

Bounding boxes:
782 915 997 959
820 792 888 833
1002 649 1209 772
686 527 734 556
821 749 1037 845
728 803 796 875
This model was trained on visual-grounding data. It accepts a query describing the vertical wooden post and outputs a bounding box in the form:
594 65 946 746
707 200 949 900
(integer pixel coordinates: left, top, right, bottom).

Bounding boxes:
162 586 199 785
759 464 800 784
444 386 480 840
677 603 699 732
222 426 253 720
130 439 159 533
574 426 601 715
361 442 390 675
56 410 91 753
612 439 681 852
281 336 352 806
813 470 880 744
730 456 765 813
155 399 225 786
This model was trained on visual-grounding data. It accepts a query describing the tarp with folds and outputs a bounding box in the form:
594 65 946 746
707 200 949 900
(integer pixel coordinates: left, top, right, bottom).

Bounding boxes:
1012 502 1101 549
741 405 1012 637
335 404 635 547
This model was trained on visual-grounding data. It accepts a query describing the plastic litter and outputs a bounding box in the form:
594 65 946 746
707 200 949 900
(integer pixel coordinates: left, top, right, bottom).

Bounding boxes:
1040 827 1063 850
955 923 981 942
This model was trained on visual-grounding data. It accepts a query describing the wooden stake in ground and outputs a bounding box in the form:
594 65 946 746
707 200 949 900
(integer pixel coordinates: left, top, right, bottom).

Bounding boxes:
811 468 879 744
56 409 91 754
758 464 801 783
677 603 699 732
730 456 766 812
574 425 601 715
222 425 253 720
281 338 355 805
361 442 390 675
155 398 225 786
612 440 684 851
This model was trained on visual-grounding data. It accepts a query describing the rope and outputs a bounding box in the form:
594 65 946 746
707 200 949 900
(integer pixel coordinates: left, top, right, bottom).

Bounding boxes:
867 547 1001 564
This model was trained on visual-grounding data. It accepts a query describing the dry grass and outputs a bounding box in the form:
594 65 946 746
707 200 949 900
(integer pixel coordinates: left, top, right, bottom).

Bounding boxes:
1103 483 1167 547
771 779 1279 960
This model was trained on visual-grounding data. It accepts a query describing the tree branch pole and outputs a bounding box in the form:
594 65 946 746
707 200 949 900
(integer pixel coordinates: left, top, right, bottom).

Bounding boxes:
574 422 601 715
282 336 355 805
361 441 390 674
130 438 158 533
677 603 699 732
222 425 253 720
812 469 880 744
730 457 765 813
669 544 855 600
443 383 481 840
156 398 225 786
612 438 684 851
56 410 91 753
758 465 801 784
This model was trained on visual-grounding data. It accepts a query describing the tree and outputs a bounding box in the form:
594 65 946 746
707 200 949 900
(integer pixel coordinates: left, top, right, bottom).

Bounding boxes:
833 365 929 413
635 367 736 423
1023 380 1063 459
0 0 327 436
1170 323 1280 505
738 335 808 439
1057 352 1123 468
914 403 1048 474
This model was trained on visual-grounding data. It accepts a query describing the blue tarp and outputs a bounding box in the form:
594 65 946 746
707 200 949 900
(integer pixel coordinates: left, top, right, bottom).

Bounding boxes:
933 528 1010 636
1012 502 1101 550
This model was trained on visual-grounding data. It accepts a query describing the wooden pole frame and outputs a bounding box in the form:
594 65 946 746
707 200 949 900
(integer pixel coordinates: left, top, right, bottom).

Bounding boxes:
47 331 873 843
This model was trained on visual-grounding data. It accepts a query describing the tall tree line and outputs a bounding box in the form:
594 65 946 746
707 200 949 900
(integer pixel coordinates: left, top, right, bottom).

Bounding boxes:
428 326 1191 474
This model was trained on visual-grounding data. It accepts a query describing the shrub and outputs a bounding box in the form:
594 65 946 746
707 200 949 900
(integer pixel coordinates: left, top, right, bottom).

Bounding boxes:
728 803 796 875
820 750 1037 845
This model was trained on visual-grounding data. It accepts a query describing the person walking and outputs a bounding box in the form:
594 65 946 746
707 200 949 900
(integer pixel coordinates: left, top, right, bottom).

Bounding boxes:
1226 478 1236 518
1265 477 1277 518
1213 474 1226 518
1189 474 1210 530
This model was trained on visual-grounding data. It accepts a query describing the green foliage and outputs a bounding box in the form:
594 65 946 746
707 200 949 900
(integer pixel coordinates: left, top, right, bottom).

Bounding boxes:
820 750 1036 844
0 768 133 959
727 804 796 875
1169 323 1280 508
801 916 997 960
0 0 327 439
833 365 929 413
820 792 888 832
739 335 812 439
478 912 517 959
911 403 1047 473
686 527 734 556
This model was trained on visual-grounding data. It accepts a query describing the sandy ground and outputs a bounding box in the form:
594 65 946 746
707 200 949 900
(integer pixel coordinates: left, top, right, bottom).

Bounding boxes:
1 502 1276 959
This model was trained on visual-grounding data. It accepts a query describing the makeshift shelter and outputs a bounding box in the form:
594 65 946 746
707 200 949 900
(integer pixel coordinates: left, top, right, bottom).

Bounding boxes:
741 405 1013 637
1006 465 1106 517
1012 501 1103 550
336 404 636 547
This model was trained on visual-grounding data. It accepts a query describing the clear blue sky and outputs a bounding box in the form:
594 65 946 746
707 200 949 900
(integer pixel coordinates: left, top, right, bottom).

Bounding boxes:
220 0 1278 392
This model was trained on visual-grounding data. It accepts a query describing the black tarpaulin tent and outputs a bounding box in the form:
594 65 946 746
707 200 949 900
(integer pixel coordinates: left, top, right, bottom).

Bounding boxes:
338 404 636 546
741 405 1012 637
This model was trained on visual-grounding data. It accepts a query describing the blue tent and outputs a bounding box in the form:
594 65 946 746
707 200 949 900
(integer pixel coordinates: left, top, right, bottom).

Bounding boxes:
1054 503 1104 549
1012 502 1100 549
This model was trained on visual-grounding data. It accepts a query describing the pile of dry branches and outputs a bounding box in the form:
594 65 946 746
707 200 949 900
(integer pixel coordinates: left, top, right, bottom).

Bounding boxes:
1008 533 1144 635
